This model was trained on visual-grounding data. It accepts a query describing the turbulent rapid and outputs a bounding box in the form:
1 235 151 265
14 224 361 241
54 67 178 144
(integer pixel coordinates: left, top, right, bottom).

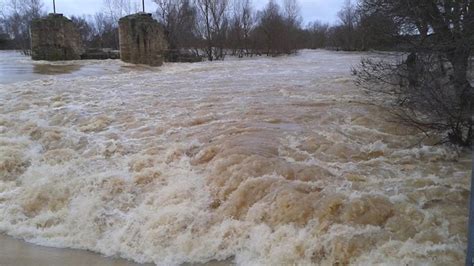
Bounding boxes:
0 50 471 265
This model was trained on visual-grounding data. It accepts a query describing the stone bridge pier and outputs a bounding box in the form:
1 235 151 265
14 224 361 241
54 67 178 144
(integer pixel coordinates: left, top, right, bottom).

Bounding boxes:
31 13 84 61
118 13 167 66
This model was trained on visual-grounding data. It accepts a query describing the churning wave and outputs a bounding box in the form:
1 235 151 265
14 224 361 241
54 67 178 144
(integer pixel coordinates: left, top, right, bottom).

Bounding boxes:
0 50 471 265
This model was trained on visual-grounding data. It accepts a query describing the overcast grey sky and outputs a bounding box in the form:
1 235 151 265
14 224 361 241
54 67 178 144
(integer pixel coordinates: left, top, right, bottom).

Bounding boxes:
42 0 345 25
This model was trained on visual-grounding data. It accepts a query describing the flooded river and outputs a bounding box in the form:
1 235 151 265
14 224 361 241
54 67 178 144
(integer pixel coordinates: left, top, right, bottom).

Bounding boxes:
0 51 128 84
0 50 471 265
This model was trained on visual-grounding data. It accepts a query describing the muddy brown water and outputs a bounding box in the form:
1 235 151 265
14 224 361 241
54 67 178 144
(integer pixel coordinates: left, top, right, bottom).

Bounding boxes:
0 50 472 265
0 51 129 84
0 234 155 266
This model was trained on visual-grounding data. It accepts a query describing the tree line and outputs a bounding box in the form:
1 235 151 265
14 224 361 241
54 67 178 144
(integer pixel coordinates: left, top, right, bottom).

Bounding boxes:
0 0 401 59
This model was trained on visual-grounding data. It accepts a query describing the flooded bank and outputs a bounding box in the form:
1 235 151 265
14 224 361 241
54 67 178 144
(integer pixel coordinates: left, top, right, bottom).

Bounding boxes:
0 51 129 84
0 50 471 265
0 234 151 266
0 233 230 265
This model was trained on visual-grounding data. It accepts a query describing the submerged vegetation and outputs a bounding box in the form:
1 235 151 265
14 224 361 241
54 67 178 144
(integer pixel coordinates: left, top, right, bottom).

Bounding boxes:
0 0 402 56
354 0 474 147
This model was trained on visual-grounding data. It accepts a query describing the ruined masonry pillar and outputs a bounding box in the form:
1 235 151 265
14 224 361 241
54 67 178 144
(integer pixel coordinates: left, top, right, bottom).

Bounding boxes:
118 13 167 66
31 14 84 61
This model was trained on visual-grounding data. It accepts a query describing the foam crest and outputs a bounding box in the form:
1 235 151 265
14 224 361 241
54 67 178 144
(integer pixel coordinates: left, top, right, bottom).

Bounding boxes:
0 50 471 265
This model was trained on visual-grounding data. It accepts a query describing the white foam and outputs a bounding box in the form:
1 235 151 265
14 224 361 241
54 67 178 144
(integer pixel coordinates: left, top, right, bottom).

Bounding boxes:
0 50 470 265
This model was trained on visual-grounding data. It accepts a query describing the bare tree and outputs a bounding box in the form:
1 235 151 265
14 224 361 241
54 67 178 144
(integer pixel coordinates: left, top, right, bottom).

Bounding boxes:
306 21 329 49
2 0 45 52
283 0 301 27
334 0 359 50
338 0 357 29
103 0 139 23
356 9 398 50
227 0 254 57
282 0 302 52
195 0 229 61
155 0 175 29
70 15 95 47
354 0 474 147
255 0 284 55
254 0 301 55
87 12 120 49
240 0 253 54
87 0 139 50
154 0 199 60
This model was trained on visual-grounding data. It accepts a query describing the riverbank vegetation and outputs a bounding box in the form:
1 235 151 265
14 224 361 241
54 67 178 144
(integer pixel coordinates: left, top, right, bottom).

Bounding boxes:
0 0 400 55
353 0 473 147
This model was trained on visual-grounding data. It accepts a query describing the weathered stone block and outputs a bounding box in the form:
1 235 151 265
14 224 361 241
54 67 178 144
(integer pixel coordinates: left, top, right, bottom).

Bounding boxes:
31 14 84 61
119 13 167 66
